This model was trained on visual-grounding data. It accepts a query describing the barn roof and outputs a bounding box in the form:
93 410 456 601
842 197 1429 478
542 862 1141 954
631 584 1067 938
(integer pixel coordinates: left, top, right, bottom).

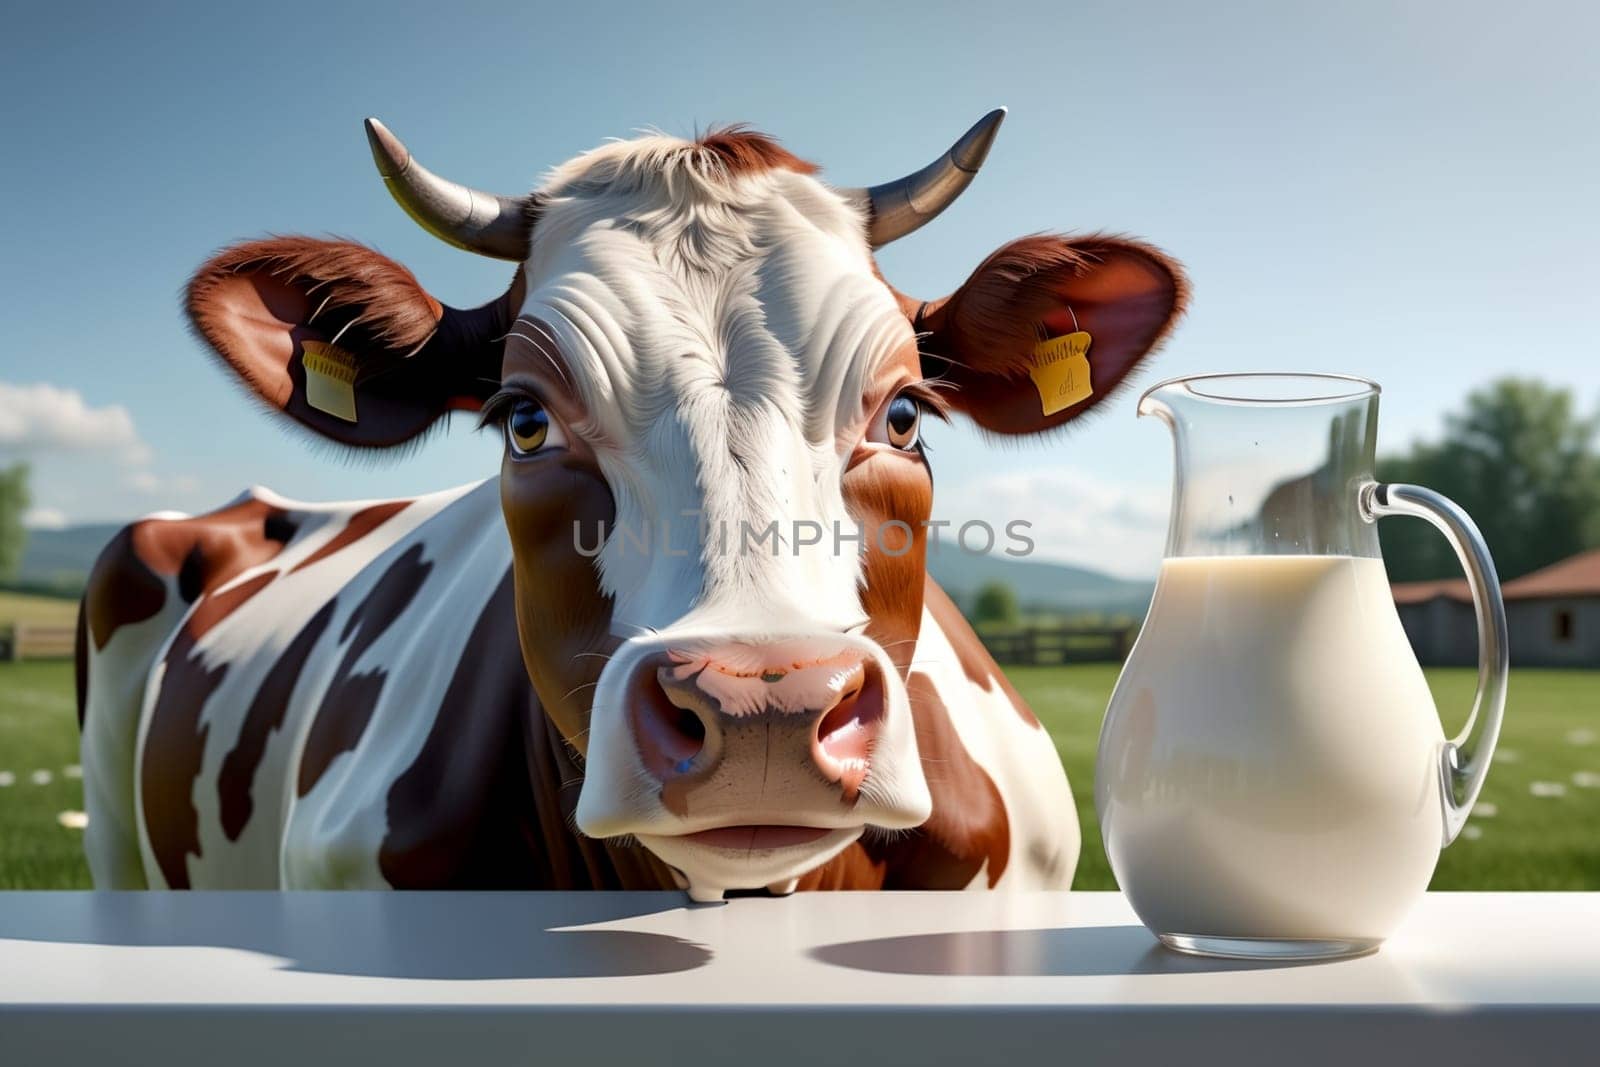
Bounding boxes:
1391 546 1600 604
1501 546 1600 599
1391 576 1471 605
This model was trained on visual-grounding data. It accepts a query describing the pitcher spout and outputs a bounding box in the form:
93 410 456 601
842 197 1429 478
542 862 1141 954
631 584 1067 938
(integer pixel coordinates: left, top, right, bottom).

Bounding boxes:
1135 380 1179 425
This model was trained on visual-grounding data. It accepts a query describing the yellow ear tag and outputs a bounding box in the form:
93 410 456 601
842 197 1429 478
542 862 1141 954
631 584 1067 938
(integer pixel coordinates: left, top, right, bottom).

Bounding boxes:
301 340 359 424
1030 331 1093 416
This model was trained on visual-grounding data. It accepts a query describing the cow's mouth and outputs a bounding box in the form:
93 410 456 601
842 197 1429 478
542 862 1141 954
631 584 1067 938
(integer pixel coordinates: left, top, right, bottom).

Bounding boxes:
679 824 832 852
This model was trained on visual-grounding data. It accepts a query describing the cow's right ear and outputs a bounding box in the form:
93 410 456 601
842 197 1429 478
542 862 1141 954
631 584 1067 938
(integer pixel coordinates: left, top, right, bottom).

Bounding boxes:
186 237 522 450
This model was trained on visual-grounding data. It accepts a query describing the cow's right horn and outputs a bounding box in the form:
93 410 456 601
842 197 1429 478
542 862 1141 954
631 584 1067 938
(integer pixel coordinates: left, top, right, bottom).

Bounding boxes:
364 118 534 262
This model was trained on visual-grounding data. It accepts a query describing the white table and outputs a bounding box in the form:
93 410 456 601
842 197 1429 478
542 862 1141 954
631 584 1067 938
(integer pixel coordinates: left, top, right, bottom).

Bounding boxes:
2 891 1596 1065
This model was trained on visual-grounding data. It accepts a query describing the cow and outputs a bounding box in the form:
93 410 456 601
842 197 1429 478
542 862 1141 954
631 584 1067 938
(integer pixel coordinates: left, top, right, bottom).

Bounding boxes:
77 111 1187 898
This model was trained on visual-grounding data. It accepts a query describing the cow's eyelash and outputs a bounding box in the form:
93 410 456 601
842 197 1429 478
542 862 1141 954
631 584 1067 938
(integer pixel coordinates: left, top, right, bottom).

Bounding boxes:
477 388 539 431
898 381 953 423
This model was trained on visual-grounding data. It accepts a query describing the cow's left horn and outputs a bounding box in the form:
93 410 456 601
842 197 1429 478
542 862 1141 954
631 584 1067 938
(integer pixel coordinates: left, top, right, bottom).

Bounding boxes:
841 107 1007 249
364 117 534 262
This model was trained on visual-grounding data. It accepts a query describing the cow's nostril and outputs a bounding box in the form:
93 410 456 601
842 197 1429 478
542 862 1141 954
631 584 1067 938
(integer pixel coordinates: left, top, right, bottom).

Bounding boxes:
814 662 883 800
629 660 715 781
676 706 706 746
817 682 865 748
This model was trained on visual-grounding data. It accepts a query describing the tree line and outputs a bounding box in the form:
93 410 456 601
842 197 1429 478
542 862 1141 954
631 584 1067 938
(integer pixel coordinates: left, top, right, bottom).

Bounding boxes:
1377 379 1600 582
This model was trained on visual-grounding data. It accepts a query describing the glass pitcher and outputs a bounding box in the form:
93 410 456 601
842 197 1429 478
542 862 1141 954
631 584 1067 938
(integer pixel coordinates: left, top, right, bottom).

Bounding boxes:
1095 373 1508 960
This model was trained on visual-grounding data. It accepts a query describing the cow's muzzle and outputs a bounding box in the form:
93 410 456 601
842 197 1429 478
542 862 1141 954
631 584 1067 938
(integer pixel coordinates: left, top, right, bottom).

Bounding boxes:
575 631 931 893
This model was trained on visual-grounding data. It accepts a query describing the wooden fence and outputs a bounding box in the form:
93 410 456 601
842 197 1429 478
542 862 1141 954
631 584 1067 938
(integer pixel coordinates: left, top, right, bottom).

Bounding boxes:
978 625 1134 666
3 624 77 662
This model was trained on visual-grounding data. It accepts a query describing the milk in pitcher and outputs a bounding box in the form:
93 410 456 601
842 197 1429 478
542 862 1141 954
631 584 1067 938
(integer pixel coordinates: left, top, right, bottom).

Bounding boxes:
1097 554 1445 947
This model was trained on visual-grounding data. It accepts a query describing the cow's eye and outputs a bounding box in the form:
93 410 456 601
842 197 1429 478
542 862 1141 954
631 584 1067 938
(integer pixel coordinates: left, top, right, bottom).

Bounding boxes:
506 397 565 456
882 394 921 450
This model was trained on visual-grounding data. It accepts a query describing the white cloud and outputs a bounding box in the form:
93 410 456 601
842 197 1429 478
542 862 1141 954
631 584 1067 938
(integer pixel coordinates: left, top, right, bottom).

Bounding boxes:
934 467 1171 579
22 506 68 530
125 471 201 495
0 382 152 466
0 381 208 524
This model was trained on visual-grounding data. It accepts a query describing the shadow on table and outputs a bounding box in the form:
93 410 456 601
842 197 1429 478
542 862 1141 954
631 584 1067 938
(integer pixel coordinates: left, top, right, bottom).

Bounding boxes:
813 925 1325 977
0 892 710 981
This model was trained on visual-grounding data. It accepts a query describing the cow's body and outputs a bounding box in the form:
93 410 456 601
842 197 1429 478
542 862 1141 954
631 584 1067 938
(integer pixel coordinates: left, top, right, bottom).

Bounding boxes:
80 478 1077 890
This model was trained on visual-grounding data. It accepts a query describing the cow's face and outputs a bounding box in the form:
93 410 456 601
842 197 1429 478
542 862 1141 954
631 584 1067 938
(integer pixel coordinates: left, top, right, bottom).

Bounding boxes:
188 116 1187 894
498 144 941 888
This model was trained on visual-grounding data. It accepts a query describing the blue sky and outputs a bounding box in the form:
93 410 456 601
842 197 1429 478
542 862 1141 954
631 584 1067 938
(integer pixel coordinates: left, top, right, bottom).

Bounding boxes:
2 0 1595 577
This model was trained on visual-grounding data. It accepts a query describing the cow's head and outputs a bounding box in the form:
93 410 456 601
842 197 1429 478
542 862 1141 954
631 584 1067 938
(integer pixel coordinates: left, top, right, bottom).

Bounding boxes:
188 112 1186 896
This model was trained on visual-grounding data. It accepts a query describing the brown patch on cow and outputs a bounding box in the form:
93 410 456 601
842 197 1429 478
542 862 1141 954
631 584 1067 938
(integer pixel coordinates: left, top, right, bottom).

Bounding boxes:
695 126 818 178
83 499 296 652
218 601 336 841
923 578 1040 729
844 444 933 679
83 525 169 651
141 571 277 888
296 544 432 798
186 571 280 643
141 501 295 606
795 842 889 891
878 671 1011 888
291 500 410 574
500 438 619 751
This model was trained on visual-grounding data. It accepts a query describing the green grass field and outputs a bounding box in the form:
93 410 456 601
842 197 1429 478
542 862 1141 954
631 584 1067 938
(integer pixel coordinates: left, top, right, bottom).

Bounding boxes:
0 658 1595 890
0 661 90 889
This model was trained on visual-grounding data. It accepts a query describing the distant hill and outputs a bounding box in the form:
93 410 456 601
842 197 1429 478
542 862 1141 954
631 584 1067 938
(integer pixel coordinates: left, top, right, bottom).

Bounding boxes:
926 550 1153 619
15 523 1153 618
15 523 121 594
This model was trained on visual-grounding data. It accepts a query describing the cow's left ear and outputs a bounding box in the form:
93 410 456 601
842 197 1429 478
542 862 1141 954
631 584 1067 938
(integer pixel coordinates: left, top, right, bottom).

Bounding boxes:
914 235 1188 435
186 237 522 450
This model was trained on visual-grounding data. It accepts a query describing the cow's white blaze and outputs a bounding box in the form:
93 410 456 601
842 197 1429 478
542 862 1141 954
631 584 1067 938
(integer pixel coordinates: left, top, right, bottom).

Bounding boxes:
519 139 935 892
525 148 899 633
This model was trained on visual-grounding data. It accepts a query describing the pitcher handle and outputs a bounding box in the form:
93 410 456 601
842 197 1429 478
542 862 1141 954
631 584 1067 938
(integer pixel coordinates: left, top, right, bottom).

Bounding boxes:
1361 482 1510 846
